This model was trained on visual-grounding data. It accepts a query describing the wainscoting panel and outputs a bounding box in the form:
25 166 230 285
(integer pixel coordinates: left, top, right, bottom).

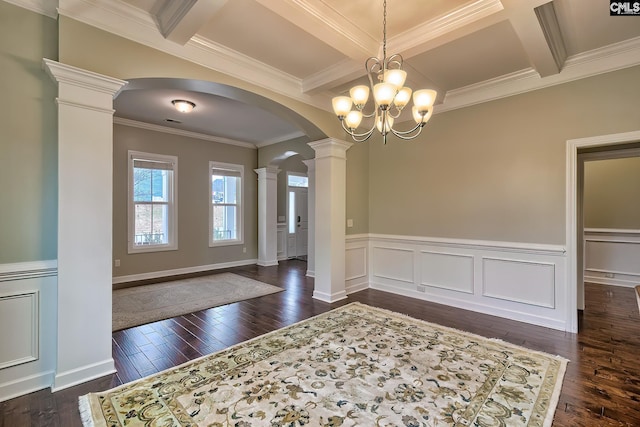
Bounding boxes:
277 224 287 260
584 229 640 287
372 246 414 284
0 261 56 402
345 236 369 294
365 235 568 331
482 258 555 308
420 251 474 294
0 291 38 369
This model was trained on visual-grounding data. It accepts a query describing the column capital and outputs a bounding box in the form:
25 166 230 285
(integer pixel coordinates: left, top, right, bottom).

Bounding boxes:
254 167 281 179
43 59 127 96
308 138 353 160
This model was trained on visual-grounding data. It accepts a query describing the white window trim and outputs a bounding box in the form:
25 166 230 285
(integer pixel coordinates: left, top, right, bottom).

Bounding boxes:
127 150 178 254
209 161 244 247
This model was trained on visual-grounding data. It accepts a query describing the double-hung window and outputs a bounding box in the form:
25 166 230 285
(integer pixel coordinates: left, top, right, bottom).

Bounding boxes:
210 161 243 246
128 151 177 253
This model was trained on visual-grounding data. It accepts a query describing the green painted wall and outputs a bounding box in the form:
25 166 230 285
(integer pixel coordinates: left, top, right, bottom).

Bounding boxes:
0 3 58 263
584 156 640 229
368 65 640 244
113 124 258 277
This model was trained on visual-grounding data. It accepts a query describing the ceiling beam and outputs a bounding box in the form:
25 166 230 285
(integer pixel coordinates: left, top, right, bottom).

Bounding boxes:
254 0 378 61
152 0 227 45
504 0 565 77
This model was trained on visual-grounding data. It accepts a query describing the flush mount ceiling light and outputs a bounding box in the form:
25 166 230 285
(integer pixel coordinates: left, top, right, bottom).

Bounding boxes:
332 0 437 144
171 99 196 113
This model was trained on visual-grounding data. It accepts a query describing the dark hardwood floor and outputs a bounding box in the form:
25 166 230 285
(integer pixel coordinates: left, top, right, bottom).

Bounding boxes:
2 260 639 426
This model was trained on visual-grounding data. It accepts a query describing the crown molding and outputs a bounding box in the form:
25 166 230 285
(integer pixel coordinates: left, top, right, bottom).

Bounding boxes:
113 117 257 149
52 0 640 118
302 58 363 94
439 36 640 113
389 0 504 56
152 0 197 40
56 0 327 111
3 0 58 19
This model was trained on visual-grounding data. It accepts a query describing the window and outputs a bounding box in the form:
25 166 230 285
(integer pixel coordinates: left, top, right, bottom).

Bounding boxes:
210 161 243 246
128 151 177 253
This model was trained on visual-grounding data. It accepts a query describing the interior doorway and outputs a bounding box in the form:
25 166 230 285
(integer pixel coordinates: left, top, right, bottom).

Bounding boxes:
287 173 309 260
567 130 640 333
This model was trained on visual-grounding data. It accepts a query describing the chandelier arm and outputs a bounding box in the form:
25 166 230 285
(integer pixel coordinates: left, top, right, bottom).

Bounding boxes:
387 107 404 119
389 123 425 140
341 120 377 140
385 54 403 70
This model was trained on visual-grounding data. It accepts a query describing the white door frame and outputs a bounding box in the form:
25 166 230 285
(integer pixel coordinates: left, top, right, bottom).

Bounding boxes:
286 172 309 259
566 130 640 332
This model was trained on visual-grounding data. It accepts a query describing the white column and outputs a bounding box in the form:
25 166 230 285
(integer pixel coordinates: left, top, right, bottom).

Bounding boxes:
308 138 352 302
43 60 127 391
302 159 315 278
254 167 280 267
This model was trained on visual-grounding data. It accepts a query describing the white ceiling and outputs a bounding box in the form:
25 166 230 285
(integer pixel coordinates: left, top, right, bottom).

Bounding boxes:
11 0 640 146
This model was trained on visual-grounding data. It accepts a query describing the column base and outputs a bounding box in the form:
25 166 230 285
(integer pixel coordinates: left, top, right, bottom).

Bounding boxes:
312 290 348 303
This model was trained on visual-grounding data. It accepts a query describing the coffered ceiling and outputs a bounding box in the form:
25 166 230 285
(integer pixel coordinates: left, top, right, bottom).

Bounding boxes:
10 0 640 145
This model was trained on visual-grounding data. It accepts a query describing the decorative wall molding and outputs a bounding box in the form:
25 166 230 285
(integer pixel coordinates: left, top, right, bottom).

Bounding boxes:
114 117 257 149
0 260 57 282
0 291 39 369
482 257 556 308
344 234 568 331
0 271 56 403
584 228 640 288
277 224 288 260
112 259 258 285
3 0 58 19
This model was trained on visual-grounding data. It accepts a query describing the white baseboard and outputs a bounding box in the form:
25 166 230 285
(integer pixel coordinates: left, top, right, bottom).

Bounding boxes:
584 273 639 288
371 281 566 331
52 358 115 392
0 370 54 403
312 289 347 303
257 260 279 267
113 259 258 284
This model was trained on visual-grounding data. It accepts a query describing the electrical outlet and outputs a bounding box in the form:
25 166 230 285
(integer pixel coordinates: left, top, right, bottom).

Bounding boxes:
114 259 120 267
604 272 614 278
417 285 426 292
243 247 247 253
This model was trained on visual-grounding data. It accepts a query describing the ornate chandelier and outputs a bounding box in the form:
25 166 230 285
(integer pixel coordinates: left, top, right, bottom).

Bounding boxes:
331 0 437 144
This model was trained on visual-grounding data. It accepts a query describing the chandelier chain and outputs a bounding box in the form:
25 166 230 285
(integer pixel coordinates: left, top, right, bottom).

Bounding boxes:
382 0 387 63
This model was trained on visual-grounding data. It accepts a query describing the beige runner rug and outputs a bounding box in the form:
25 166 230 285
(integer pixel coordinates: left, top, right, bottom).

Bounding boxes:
86 302 568 426
112 272 282 331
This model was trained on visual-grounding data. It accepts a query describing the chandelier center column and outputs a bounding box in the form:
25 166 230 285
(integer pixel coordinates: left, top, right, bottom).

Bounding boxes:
308 138 353 302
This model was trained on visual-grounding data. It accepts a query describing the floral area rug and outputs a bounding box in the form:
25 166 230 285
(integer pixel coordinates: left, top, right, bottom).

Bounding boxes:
80 302 568 426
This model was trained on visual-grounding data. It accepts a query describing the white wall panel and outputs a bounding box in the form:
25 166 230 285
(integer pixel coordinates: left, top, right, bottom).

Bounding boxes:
584 229 640 287
277 224 287 260
420 251 474 293
346 247 367 281
372 246 414 283
345 237 369 294
0 261 56 403
482 258 556 308
365 234 567 331
0 292 39 369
